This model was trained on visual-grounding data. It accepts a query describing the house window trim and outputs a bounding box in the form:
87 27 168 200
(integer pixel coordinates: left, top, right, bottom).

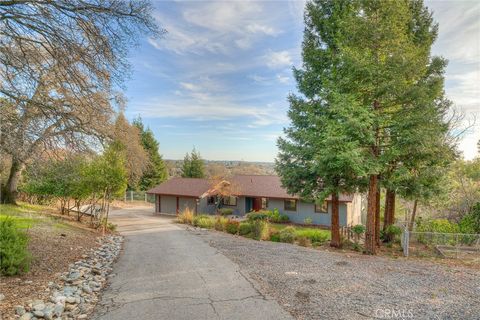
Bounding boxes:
222 196 237 207
284 199 297 212
314 201 329 213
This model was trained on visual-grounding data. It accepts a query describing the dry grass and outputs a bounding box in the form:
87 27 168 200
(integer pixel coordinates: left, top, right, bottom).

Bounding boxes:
177 207 195 224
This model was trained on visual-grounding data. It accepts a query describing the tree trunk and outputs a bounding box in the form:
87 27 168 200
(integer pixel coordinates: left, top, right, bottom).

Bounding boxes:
409 199 418 232
365 174 378 254
330 192 341 248
1 160 25 205
383 189 396 241
375 188 381 246
383 190 391 230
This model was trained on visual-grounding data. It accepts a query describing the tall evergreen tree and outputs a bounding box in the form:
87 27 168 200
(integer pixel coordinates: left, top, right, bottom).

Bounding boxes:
181 148 205 178
276 1 371 247
133 117 168 190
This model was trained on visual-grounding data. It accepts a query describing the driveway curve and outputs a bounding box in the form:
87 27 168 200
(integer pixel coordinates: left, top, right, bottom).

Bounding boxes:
93 206 292 320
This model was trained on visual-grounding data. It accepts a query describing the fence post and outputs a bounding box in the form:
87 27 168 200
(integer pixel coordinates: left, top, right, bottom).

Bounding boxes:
145 193 147 203
402 228 409 257
130 191 133 202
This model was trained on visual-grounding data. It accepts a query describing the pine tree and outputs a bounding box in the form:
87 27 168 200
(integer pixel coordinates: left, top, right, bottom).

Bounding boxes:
133 117 168 190
181 148 205 178
276 1 370 248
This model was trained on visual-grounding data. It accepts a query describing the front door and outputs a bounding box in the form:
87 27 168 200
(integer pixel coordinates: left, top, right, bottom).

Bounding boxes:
253 198 262 211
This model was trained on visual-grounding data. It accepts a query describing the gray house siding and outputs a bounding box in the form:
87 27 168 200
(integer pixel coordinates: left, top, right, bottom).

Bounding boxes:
266 198 348 226
156 194 350 226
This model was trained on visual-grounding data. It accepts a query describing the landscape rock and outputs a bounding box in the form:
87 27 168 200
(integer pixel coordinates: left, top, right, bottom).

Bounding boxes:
12 235 123 320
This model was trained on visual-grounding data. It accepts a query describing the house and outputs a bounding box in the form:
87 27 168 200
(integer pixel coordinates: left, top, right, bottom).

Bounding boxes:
147 175 362 227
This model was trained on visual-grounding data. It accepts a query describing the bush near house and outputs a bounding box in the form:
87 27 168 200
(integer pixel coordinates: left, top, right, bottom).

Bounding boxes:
239 222 253 236
214 216 229 231
193 215 215 229
225 220 240 234
295 229 329 244
246 209 289 223
252 220 270 240
279 226 296 243
218 208 234 216
177 208 194 224
0 218 31 276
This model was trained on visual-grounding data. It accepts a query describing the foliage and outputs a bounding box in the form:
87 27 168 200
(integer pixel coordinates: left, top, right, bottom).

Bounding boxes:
297 236 311 247
269 229 280 242
133 116 168 190
0 218 31 276
303 217 312 225
252 221 270 240
193 215 215 229
295 229 329 244
352 225 366 235
113 113 149 188
246 209 289 223
278 226 296 243
459 203 480 234
225 220 240 235
246 212 269 222
181 148 205 178
238 222 253 236
214 216 228 231
177 208 195 225
383 225 402 243
416 218 460 234
219 208 234 216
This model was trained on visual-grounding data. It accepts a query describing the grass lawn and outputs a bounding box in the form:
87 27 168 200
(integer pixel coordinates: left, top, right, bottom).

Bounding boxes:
0 203 48 229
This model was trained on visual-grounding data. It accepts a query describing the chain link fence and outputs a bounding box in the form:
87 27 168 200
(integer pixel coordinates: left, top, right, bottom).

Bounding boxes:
401 229 480 260
120 191 155 203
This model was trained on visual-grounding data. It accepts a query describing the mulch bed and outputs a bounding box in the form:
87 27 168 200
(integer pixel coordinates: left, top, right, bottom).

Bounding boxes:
0 219 101 319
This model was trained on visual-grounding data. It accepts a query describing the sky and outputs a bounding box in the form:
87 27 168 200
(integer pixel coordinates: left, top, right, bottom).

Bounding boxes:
124 0 480 162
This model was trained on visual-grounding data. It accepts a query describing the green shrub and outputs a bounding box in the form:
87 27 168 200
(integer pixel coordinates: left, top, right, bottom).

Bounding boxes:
247 211 269 222
214 216 228 231
219 208 234 216
352 224 366 235
278 214 290 223
0 218 31 276
303 217 312 225
295 229 329 244
194 215 215 229
416 219 460 234
225 220 240 234
459 203 480 234
297 236 311 247
252 221 270 240
279 226 296 243
107 222 117 232
238 222 253 236
269 229 280 242
383 224 402 242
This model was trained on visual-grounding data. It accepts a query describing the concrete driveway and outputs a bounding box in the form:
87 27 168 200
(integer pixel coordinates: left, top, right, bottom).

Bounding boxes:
93 206 292 320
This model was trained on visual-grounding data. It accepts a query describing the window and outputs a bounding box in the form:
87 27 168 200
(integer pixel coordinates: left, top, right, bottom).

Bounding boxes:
207 196 215 205
222 196 237 206
261 197 268 209
315 201 328 213
284 199 297 211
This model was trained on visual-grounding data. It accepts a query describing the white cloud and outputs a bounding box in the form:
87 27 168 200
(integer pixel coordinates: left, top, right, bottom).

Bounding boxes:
265 50 293 69
276 74 290 84
180 82 200 91
246 23 281 36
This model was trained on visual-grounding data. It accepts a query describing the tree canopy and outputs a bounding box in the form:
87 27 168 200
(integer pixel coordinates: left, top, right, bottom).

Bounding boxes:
181 148 205 179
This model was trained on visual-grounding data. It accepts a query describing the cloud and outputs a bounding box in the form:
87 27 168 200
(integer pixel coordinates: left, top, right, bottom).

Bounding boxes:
246 23 281 36
265 50 293 69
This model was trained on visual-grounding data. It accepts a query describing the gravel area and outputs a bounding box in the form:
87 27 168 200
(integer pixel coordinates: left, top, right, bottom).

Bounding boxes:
192 229 480 320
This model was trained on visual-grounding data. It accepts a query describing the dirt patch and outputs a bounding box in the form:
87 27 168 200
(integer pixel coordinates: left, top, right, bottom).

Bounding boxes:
0 215 100 319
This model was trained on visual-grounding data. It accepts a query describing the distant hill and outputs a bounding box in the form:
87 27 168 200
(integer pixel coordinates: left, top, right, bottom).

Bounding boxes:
165 159 275 178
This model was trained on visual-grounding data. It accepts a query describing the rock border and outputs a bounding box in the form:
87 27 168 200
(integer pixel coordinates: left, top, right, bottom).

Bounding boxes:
14 235 123 320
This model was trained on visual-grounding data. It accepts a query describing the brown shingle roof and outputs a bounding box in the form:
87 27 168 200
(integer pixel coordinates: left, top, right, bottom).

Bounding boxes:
147 175 353 202
146 177 211 198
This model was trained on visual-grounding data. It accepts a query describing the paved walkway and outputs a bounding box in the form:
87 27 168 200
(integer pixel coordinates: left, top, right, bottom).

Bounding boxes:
93 207 292 320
